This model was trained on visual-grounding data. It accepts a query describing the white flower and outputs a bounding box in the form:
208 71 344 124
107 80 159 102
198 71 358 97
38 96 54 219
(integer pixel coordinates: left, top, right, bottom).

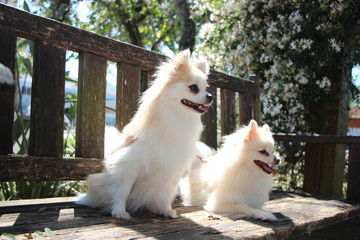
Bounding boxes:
300 39 313 50
295 73 308 84
316 76 332 88
329 38 342 52
290 41 297 49
199 23 215 38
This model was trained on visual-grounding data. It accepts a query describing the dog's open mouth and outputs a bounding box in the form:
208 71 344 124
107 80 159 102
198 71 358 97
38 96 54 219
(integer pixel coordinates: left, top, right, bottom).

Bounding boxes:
254 160 277 175
181 99 209 113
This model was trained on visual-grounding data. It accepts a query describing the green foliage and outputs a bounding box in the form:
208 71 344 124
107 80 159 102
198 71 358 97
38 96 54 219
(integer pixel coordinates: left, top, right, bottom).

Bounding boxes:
0 181 85 200
1 233 16 240
31 0 80 25
85 0 179 51
27 0 208 53
64 91 77 157
197 0 360 133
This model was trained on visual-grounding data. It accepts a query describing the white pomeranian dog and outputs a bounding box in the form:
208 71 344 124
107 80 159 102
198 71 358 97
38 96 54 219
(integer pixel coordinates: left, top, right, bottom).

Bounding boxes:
179 120 279 221
77 50 213 219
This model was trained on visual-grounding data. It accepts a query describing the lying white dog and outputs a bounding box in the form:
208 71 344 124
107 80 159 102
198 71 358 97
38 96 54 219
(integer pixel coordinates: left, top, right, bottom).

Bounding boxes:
179 120 279 221
77 50 213 219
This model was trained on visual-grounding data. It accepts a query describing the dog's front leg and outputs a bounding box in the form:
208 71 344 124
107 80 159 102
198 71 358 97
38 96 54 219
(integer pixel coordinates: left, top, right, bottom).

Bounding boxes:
110 169 138 220
205 201 277 221
159 201 178 219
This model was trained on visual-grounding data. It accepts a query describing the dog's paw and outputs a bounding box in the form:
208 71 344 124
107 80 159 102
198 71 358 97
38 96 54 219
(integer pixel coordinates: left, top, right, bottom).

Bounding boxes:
256 210 277 221
163 209 178 219
111 209 131 220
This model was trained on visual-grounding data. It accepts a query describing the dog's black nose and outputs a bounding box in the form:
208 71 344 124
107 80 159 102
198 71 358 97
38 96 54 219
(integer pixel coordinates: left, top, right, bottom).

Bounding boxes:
206 93 213 104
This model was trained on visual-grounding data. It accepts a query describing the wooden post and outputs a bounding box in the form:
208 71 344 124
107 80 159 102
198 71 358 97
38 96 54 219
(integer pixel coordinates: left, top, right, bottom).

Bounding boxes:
239 93 253 126
76 52 106 158
0 64 15 154
29 40 66 156
201 85 217 149
250 75 261 124
347 144 360 202
0 30 16 74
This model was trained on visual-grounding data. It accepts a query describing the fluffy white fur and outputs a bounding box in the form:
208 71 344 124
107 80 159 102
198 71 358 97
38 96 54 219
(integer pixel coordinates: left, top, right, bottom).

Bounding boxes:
179 120 279 221
77 50 212 219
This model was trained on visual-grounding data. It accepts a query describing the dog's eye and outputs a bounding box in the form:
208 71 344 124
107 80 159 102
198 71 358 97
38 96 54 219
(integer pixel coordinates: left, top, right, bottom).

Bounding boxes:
188 84 199 94
259 149 269 156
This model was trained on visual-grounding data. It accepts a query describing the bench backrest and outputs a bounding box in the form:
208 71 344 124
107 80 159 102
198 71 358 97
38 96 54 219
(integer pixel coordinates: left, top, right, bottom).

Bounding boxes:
0 3 260 182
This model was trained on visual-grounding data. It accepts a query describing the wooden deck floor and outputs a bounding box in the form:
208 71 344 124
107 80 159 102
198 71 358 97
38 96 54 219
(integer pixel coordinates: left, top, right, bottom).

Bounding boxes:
1 191 360 240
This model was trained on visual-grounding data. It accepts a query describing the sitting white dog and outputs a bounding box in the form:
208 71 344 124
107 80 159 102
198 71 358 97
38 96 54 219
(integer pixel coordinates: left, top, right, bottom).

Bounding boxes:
179 120 279 221
77 50 213 219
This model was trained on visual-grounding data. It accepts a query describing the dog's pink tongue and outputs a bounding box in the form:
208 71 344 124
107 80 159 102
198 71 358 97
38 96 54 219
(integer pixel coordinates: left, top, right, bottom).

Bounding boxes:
265 164 277 176
199 105 209 113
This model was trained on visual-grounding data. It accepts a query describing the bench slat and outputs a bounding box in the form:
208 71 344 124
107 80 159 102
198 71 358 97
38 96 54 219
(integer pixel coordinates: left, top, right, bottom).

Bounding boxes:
0 192 359 239
208 70 256 94
0 30 16 73
29 40 66 156
0 30 16 154
201 85 218 149
76 52 106 158
0 3 167 70
347 144 360 202
220 88 236 136
116 62 141 130
0 65 15 154
0 155 102 181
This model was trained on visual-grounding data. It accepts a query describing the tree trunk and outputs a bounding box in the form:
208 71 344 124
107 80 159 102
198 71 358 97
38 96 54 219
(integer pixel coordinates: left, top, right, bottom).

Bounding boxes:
174 0 196 51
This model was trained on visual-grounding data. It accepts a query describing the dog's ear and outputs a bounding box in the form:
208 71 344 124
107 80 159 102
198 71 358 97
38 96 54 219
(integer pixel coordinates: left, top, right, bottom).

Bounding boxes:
262 124 270 132
245 120 258 142
194 60 209 75
174 49 191 72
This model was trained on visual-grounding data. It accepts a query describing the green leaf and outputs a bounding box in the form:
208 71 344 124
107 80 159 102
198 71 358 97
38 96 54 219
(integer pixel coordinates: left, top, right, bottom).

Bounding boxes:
1 233 16 240
23 1 31 12
44 227 52 235
33 231 44 238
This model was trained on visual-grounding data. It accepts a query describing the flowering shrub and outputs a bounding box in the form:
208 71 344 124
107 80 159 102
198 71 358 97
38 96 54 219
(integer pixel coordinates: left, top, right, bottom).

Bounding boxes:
194 0 360 191
195 0 360 134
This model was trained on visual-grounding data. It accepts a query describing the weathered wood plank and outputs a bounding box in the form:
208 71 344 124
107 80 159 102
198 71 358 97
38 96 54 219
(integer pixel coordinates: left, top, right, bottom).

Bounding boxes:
303 143 345 198
116 62 141 130
141 70 149 92
347 144 360 202
274 134 360 144
275 134 360 200
0 192 359 240
208 70 256 94
250 75 261 123
0 3 167 70
76 52 106 158
220 88 236 136
0 64 15 154
0 30 16 74
28 40 66 156
0 155 102 181
201 85 217 149
289 216 360 240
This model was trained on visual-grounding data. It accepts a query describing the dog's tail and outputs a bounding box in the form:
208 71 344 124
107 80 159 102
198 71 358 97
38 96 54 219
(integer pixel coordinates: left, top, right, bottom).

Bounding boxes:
75 193 92 206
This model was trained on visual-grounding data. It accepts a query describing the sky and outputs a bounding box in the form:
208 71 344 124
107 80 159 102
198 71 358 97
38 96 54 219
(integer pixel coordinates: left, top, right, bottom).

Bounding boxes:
353 65 360 87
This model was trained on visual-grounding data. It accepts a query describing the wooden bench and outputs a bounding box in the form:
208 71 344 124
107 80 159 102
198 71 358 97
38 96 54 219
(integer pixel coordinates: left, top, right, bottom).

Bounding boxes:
1 3 360 239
